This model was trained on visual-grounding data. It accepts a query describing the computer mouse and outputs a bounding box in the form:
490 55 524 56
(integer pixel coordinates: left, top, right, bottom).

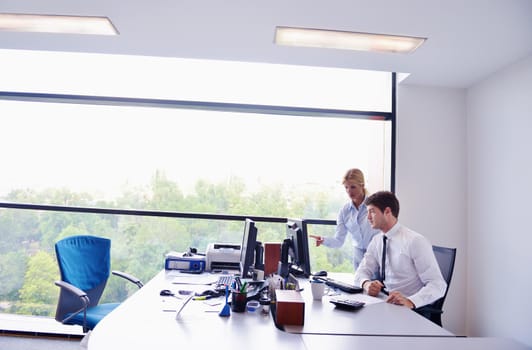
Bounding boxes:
313 270 328 277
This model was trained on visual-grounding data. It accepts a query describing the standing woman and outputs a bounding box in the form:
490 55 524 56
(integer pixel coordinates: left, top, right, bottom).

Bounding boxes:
310 168 379 271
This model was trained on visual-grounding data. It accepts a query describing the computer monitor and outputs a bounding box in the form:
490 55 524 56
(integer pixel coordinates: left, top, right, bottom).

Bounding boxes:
286 219 311 277
239 218 258 278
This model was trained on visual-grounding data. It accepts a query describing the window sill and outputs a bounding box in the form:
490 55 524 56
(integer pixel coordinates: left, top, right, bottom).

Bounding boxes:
0 313 84 338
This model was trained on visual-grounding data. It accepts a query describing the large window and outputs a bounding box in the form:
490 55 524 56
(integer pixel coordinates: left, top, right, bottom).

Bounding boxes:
0 51 394 323
1 100 390 211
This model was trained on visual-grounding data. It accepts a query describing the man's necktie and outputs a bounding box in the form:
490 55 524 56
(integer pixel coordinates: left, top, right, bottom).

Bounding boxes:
380 235 387 282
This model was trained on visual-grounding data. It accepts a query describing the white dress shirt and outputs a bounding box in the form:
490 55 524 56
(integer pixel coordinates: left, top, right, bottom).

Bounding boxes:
354 223 447 308
322 200 379 269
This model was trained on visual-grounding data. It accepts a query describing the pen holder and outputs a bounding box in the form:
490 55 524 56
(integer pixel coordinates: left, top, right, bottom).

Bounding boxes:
231 291 247 312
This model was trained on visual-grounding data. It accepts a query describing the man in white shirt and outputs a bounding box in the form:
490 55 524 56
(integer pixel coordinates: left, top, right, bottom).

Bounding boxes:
354 191 446 310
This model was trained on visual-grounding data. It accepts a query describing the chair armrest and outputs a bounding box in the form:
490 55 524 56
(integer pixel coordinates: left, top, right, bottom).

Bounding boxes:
415 305 443 314
54 280 91 331
54 280 88 299
112 270 144 288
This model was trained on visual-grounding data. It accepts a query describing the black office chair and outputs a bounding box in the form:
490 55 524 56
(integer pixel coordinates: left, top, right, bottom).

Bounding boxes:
54 235 143 332
415 245 456 327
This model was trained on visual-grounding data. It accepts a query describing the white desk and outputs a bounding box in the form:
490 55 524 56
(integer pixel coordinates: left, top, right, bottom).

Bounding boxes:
89 270 304 350
88 270 527 350
284 277 452 336
301 334 531 350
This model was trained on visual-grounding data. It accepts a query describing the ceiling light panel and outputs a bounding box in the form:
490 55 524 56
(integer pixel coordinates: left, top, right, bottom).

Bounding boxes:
275 26 425 54
0 13 118 35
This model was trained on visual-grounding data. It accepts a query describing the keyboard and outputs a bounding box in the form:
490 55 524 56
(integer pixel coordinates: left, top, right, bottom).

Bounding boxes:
313 277 363 294
330 298 365 310
216 274 234 286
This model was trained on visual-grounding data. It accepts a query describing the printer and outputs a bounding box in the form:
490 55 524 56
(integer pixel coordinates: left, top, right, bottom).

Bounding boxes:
205 243 241 271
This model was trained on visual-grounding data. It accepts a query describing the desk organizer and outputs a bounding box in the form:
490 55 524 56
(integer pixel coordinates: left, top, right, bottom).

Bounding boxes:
274 289 305 326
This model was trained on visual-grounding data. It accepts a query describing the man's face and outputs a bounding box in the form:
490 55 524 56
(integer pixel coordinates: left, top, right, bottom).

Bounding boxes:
366 204 385 230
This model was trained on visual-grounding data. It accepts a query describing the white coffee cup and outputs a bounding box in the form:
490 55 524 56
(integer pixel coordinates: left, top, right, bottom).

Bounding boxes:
310 280 326 300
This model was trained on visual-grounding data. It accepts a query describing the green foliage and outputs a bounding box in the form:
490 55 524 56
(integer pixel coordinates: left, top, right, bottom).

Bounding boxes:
0 208 40 253
16 251 58 316
0 251 28 299
148 171 185 211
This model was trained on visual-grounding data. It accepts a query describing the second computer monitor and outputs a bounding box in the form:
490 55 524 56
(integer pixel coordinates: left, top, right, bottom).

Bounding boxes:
240 218 258 278
286 219 311 277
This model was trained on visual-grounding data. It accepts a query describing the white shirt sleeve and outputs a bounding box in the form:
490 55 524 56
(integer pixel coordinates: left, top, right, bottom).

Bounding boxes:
406 235 447 308
353 234 382 286
322 205 349 248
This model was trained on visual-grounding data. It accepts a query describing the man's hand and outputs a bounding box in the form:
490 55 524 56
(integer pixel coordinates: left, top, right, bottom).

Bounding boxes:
363 280 384 297
386 291 415 309
309 235 324 247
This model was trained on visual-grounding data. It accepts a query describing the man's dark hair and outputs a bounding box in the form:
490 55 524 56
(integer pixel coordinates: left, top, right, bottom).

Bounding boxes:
365 191 400 218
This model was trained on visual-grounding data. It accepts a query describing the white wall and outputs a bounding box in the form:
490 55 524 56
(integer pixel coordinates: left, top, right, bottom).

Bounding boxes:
466 55 532 347
398 55 532 347
396 84 467 336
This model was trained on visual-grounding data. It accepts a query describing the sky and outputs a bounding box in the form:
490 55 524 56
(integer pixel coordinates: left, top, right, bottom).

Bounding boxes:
1 100 388 200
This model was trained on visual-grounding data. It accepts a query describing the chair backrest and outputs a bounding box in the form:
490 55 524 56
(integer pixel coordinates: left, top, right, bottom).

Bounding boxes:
55 235 111 321
431 245 456 309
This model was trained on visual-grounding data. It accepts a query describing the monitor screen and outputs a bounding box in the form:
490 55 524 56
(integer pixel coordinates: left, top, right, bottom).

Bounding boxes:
239 218 258 278
286 219 311 277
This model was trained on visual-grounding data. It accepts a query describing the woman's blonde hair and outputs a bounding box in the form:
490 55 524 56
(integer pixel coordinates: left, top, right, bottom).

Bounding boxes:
342 168 368 195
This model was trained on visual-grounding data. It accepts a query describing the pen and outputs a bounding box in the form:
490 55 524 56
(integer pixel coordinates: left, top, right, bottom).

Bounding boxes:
381 283 389 296
240 281 247 293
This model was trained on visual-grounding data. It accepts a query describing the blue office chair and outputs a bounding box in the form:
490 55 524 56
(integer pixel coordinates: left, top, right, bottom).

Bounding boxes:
415 245 456 327
54 235 143 332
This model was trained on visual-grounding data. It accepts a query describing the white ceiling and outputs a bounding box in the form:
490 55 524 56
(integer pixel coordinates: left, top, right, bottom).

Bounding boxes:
1 0 531 88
